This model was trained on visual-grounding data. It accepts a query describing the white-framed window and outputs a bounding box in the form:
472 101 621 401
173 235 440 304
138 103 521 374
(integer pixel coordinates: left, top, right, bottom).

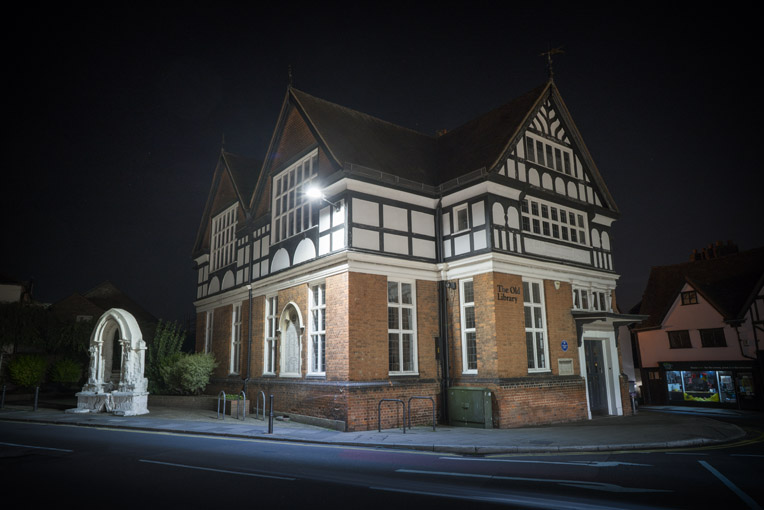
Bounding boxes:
592 290 611 312
454 204 469 232
572 287 589 310
230 303 242 374
204 310 214 353
523 279 549 372
309 283 326 375
573 286 611 312
388 280 417 374
264 296 278 374
520 197 587 246
211 203 237 271
272 149 319 244
525 134 574 177
460 279 477 373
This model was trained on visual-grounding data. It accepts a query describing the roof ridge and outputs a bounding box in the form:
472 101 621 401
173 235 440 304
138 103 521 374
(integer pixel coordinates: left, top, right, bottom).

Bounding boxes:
290 87 436 139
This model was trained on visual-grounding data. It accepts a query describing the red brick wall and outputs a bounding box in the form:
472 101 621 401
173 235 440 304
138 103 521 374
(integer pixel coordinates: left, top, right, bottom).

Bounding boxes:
195 311 206 354
326 273 349 380
494 377 588 427
543 280 580 376
415 279 439 380
347 272 387 380
493 273 526 378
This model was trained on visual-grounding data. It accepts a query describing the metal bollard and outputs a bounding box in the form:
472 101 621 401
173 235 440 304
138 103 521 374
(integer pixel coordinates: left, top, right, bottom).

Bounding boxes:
268 395 274 434
34 386 39 411
1 384 6 409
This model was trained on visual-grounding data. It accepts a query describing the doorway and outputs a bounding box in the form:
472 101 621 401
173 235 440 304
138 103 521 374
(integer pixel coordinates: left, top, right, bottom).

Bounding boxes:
585 339 608 416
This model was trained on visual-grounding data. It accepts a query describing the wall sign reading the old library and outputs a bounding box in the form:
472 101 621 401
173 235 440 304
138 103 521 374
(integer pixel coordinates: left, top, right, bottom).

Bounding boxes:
497 284 521 303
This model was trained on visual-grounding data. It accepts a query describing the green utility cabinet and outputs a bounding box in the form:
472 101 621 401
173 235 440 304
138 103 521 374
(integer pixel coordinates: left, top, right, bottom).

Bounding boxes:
447 387 493 428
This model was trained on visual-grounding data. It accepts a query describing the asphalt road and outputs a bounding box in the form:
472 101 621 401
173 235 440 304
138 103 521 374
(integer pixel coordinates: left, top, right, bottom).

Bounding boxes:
1 412 762 509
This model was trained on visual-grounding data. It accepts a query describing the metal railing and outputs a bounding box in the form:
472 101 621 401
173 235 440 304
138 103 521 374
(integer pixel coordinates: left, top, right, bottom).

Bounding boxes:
407 396 436 431
377 399 406 433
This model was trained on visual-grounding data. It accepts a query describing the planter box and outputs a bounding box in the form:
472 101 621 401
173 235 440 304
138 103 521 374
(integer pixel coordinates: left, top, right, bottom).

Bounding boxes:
227 399 250 417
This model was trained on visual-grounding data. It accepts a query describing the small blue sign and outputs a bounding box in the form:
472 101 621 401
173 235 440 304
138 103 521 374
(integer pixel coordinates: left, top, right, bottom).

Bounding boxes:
561 340 569 352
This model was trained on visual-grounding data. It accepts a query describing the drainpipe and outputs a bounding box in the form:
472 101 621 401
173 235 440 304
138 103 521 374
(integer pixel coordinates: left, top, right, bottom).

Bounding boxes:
244 284 253 396
435 198 451 421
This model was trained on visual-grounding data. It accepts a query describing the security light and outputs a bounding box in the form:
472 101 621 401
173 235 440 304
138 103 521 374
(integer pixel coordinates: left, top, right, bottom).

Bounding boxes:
305 185 341 211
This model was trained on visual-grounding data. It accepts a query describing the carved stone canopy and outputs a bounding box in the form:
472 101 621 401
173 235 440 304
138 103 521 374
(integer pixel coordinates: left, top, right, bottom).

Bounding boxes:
68 308 149 416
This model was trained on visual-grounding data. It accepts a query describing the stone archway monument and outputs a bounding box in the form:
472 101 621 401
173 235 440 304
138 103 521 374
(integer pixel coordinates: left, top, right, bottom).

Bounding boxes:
68 308 149 416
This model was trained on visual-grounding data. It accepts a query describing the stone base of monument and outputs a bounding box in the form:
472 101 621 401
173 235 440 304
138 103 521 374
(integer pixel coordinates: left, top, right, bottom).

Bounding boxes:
67 391 149 416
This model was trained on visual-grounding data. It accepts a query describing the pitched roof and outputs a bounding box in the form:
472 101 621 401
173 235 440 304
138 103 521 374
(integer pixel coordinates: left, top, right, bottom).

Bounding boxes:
222 150 261 205
82 281 158 326
289 84 553 187
290 88 437 185
635 247 764 329
436 84 548 183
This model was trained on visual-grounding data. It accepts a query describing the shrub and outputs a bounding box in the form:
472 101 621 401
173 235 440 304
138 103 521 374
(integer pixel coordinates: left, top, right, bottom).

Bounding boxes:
49 358 83 386
7 354 47 388
146 320 186 394
160 353 217 395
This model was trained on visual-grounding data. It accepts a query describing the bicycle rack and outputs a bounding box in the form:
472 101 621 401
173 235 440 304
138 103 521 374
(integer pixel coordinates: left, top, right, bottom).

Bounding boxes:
378 399 406 433
216 391 227 420
254 390 266 420
407 396 436 431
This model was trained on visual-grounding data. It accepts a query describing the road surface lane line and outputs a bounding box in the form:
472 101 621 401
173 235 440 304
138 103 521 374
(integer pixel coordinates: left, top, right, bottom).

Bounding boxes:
0 441 72 452
397 469 671 493
139 459 295 480
442 457 651 467
698 460 761 510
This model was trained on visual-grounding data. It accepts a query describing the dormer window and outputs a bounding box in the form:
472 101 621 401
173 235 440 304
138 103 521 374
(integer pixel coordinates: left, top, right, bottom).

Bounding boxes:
210 203 237 272
272 150 319 243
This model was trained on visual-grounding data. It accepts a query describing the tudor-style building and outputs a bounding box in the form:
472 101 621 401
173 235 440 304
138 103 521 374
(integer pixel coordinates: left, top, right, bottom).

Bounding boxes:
192 80 641 431
629 243 764 410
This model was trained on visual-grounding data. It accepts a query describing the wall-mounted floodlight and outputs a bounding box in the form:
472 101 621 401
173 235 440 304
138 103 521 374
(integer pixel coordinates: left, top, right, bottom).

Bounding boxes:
305 185 341 212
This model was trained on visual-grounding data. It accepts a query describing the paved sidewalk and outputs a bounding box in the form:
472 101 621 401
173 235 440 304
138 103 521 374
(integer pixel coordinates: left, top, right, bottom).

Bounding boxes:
0 401 751 454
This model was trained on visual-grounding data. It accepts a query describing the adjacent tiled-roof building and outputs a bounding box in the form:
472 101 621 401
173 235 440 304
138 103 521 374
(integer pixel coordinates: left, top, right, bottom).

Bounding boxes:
630 243 764 409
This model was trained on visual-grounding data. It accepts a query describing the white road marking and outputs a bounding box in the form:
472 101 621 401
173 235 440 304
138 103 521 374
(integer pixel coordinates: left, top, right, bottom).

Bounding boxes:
0 441 73 452
397 469 672 493
443 457 651 467
698 461 762 510
139 459 295 480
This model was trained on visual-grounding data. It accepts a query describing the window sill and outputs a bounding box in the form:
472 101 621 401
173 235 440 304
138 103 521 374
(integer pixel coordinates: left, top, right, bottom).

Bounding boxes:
527 369 552 374
389 372 419 377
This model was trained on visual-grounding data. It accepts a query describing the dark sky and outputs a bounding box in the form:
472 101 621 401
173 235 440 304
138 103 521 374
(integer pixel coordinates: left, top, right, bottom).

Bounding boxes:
5 5 761 326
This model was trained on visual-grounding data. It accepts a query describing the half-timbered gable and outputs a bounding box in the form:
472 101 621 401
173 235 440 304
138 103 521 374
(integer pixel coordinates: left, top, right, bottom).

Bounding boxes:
193 150 260 300
192 80 644 431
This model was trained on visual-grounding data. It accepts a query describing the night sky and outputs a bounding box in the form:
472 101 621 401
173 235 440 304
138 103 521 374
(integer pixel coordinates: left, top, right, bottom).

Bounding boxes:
5 5 761 327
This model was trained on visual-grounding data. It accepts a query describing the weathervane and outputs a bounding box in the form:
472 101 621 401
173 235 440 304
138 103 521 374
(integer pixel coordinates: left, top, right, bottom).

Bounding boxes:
288 65 294 88
540 45 564 80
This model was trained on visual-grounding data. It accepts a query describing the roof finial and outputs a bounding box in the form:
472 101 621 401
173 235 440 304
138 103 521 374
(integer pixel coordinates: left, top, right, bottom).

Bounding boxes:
221 133 226 149
288 64 294 88
540 45 564 81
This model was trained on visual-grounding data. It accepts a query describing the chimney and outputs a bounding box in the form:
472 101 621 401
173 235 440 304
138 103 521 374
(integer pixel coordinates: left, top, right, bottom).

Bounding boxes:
692 241 739 261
